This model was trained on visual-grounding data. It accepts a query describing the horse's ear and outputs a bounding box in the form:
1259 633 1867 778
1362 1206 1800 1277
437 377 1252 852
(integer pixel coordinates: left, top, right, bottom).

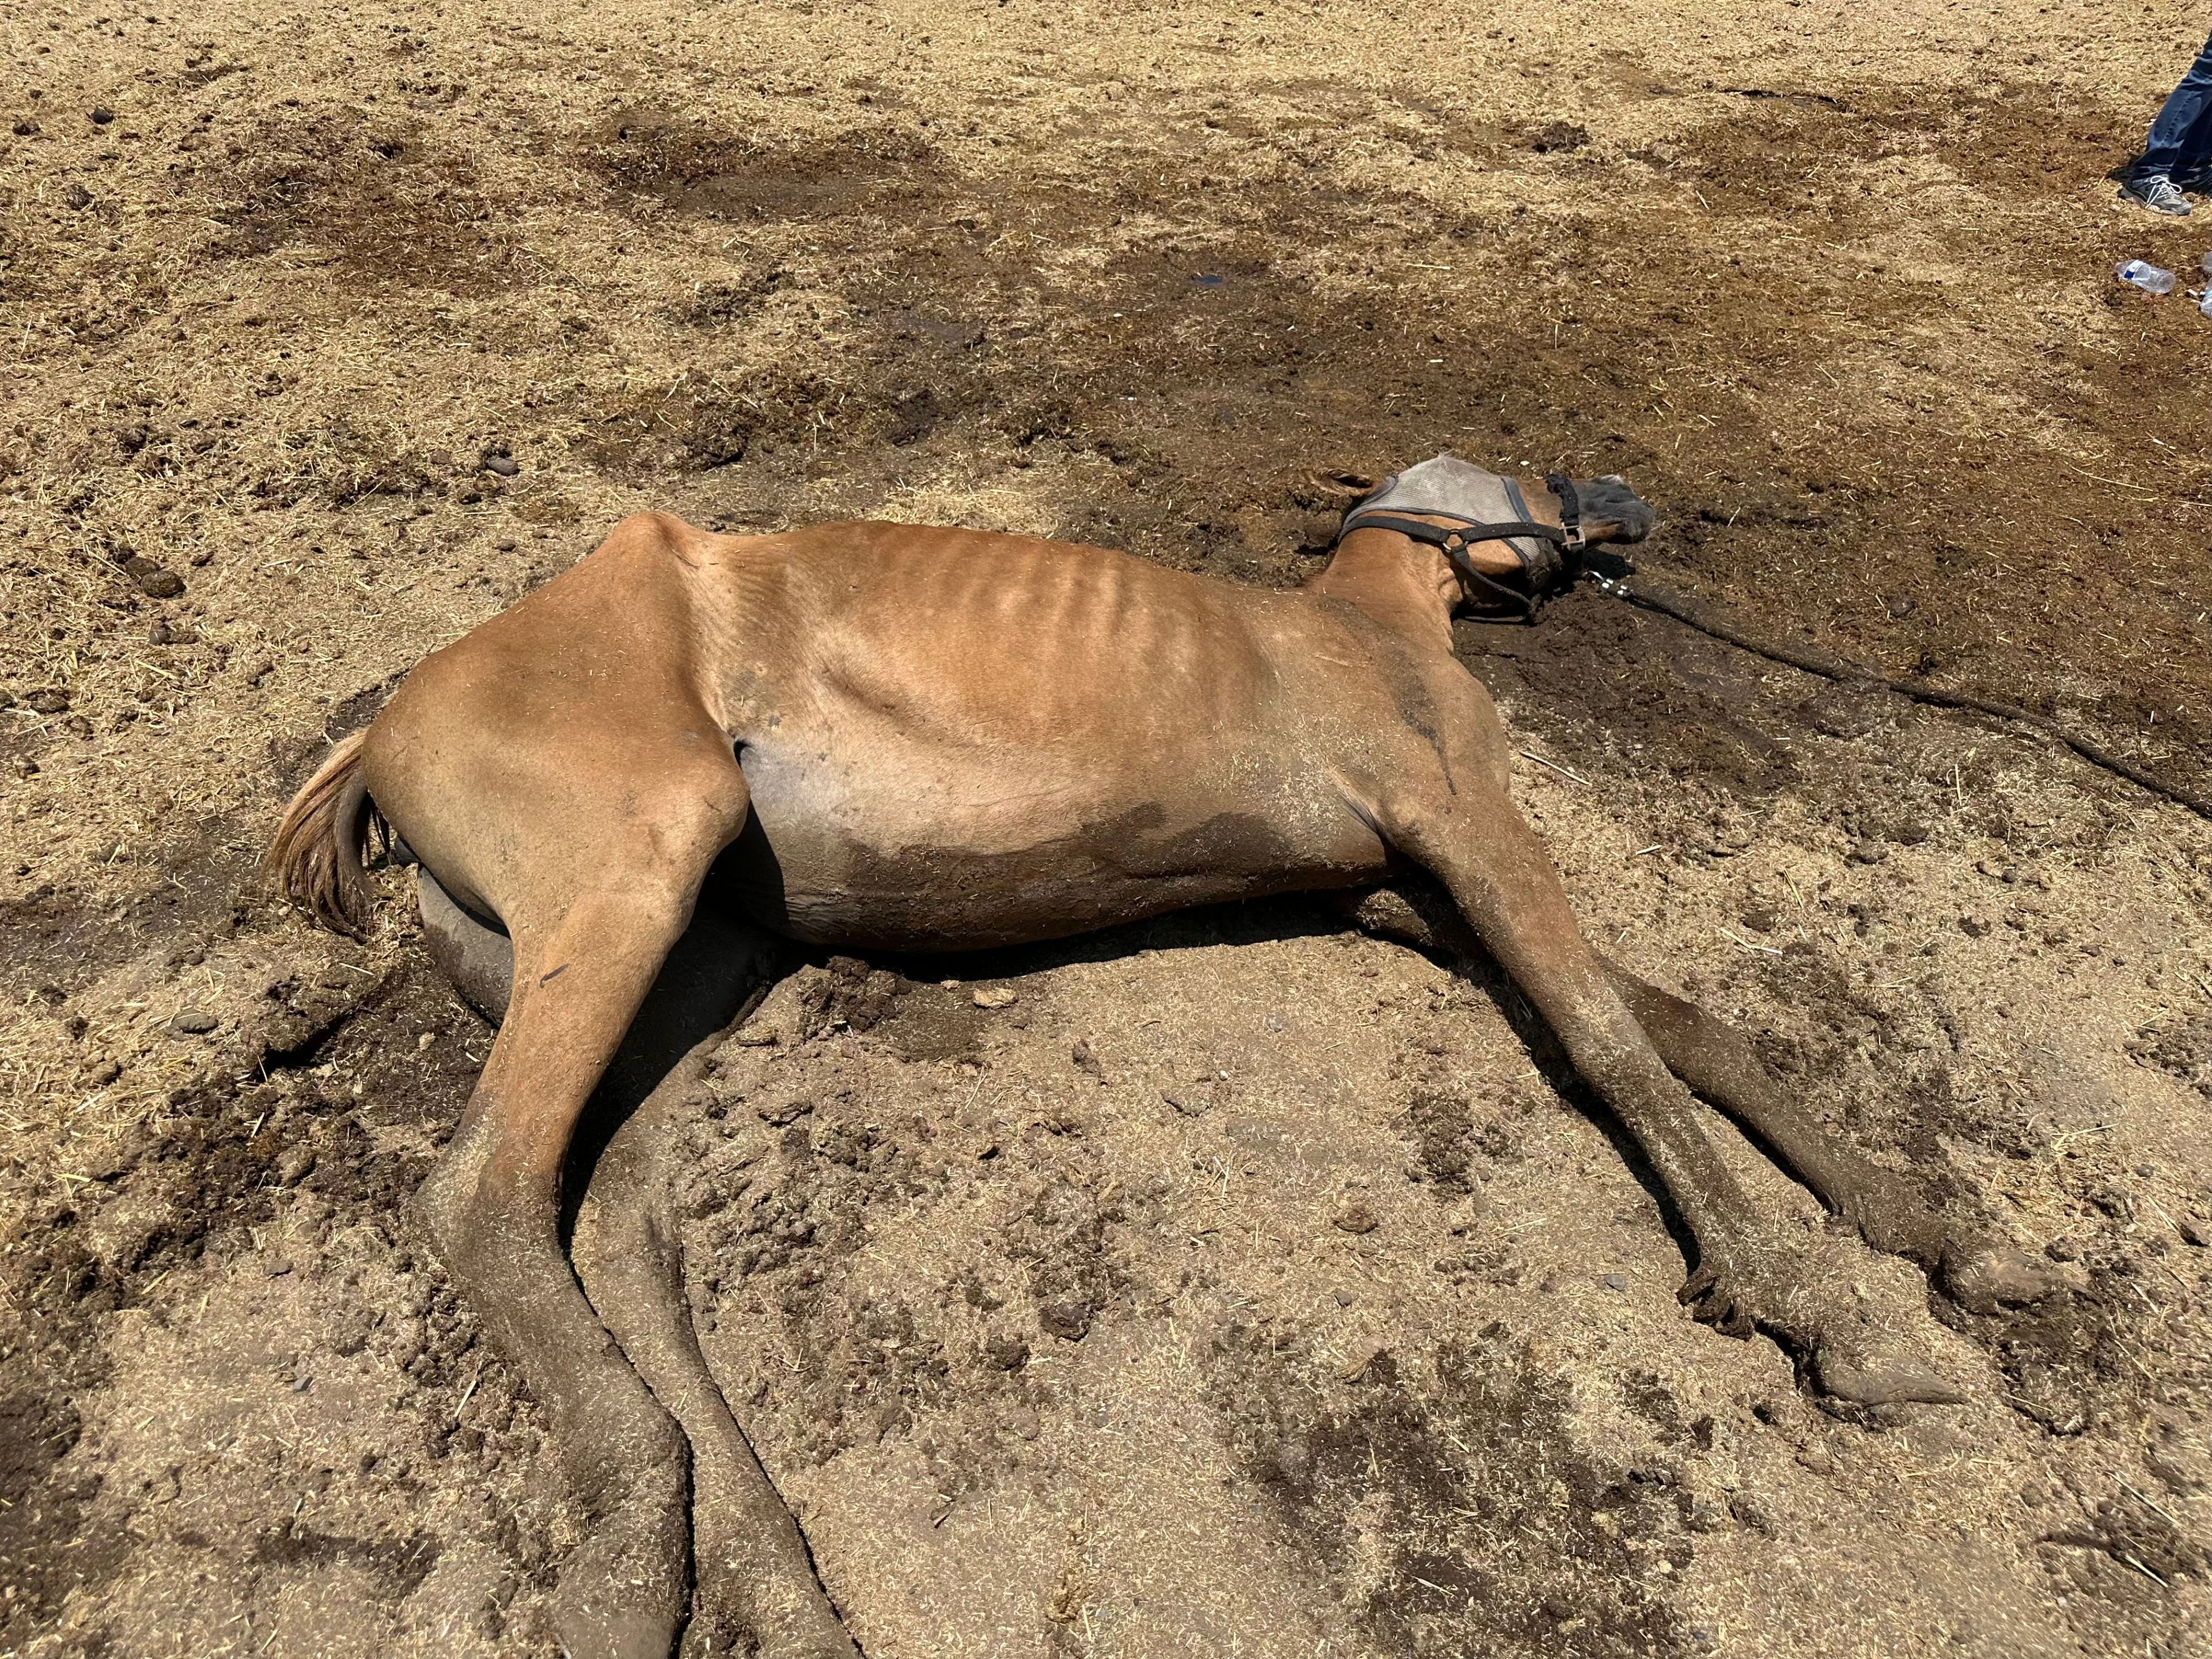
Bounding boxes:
1296 469 1378 509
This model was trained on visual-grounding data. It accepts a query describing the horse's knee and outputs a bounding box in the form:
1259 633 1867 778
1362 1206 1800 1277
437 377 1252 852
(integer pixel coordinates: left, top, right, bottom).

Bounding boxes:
1605 962 1765 1090
407 1115 511 1281
606 1402 692 1506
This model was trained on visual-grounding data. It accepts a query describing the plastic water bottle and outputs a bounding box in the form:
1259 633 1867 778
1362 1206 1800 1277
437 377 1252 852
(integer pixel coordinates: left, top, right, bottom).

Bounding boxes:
2117 260 2176 295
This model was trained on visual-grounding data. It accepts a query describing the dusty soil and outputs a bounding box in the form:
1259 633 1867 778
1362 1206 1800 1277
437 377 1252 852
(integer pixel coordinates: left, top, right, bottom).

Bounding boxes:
5 1 2212 1654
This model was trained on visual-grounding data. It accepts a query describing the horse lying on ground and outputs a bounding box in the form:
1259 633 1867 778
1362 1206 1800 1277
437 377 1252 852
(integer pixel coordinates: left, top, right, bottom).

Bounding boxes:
270 455 2054 1659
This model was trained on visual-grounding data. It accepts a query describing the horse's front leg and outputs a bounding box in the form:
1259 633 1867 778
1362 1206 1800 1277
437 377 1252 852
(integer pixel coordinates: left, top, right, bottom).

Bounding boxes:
1337 881 2059 1315
1593 969 2059 1315
1378 789 1967 1406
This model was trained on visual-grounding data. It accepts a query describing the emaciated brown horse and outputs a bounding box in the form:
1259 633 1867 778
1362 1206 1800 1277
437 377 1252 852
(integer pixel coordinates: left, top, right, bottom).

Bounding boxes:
270 455 2052 1659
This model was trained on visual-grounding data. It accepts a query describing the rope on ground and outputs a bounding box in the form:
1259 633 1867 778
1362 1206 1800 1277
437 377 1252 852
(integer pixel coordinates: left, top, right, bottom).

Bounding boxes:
1599 578 2212 825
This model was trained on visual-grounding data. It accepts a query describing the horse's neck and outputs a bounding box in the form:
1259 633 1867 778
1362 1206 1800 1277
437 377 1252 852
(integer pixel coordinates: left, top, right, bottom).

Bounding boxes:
1304 532 1457 655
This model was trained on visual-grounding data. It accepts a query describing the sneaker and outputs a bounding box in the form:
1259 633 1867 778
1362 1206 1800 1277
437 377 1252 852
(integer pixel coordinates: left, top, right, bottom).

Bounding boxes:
2120 173 2192 215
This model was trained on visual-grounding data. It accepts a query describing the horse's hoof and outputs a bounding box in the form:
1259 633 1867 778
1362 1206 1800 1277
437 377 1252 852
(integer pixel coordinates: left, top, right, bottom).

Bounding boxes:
1681 1241 1966 1409
681 1588 860 1659
552 1483 693 1659
684 1527 861 1659
1942 1240 2063 1315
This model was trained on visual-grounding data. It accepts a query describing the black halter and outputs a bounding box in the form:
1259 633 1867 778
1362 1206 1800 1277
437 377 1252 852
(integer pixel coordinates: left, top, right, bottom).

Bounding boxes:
1341 474 1585 623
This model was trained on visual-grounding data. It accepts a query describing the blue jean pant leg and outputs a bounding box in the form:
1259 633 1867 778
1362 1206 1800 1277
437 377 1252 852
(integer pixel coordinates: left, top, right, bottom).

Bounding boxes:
2141 30 2212 178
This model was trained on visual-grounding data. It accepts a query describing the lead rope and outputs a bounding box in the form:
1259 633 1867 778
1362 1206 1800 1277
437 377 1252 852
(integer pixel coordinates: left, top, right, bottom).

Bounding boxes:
1581 571 2212 824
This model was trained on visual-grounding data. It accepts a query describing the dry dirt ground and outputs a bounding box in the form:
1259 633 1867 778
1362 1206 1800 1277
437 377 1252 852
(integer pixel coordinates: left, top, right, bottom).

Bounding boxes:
6 0 2212 1654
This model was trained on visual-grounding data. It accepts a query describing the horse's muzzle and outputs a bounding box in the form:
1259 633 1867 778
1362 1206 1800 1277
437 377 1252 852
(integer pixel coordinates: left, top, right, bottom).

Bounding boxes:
1578 475 1656 544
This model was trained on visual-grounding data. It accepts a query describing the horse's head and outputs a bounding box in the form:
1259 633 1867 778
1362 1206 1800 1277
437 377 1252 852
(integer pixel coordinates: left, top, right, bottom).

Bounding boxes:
1323 454 1655 620
1563 472 1657 549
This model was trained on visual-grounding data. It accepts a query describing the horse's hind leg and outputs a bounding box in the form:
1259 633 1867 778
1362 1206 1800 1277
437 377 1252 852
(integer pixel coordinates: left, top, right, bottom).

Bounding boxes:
416 868 513 1024
420 870 858 1657
421 882 706 1658
575 1032 862 1659
398 771 751 1659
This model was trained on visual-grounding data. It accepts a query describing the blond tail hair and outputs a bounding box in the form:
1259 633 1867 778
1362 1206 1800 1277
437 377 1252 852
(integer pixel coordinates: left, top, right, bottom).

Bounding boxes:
264 730 385 938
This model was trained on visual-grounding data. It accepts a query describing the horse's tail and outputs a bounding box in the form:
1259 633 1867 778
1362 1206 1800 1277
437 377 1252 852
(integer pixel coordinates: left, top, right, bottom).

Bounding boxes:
266 729 384 938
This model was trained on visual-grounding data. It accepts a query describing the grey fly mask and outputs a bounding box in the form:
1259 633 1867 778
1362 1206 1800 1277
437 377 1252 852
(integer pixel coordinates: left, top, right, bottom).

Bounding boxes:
1339 454 1584 620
